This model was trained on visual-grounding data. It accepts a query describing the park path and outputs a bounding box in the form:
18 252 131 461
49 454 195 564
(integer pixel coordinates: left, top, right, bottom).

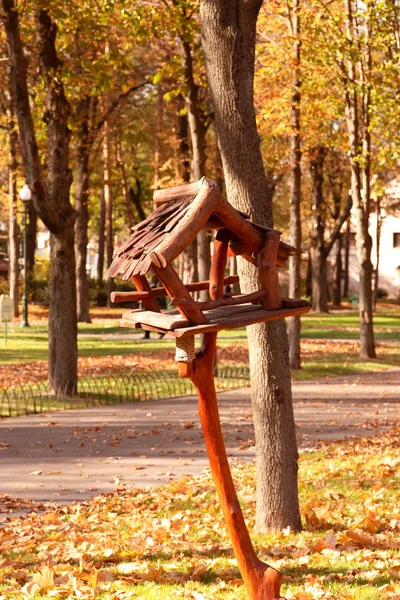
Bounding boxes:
0 369 399 521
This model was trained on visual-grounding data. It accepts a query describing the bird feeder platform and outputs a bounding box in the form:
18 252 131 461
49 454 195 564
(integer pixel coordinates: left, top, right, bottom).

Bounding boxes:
120 299 310 337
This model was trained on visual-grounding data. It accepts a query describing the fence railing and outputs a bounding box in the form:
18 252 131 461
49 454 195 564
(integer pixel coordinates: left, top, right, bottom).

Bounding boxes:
0 365 250 418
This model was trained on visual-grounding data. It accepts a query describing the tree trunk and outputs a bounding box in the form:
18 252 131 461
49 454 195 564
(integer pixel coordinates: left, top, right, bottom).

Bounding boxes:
182 40 211 294
49 228 78 394
343 0 375 358
153 86 164 190
201 0 302 532
333 235 343 307
3 2 78 394
176 95 191 184
26 203 37 276
102 114 114 306
309 147 329 313
116 128 134 230
373 195 381 310
129 182 145 222
75 96 92 323
343 218 350 298
8 114 19 317
287 0 302 370
97 186 105 282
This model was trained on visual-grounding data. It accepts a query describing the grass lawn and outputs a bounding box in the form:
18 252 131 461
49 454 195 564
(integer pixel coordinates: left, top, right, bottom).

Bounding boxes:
0 427 399 599
0 305 399 382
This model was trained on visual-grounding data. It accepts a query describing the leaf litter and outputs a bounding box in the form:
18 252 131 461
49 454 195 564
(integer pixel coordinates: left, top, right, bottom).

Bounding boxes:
0 425 399 598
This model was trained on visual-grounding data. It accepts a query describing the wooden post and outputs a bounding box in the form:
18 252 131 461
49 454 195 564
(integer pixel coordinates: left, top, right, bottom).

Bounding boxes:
258 231 282 311
178 235 283 600
181 335 283 600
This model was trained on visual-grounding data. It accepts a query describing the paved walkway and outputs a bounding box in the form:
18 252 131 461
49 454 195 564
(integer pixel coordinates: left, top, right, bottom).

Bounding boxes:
0 369 399 521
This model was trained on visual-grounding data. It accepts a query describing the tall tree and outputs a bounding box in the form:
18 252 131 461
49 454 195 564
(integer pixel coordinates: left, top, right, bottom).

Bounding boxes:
308 147 352 312
287 0 302 369
342 0 376 357
201 0 302 532
6 100 19 318
3 2 78 394
74 96 95 323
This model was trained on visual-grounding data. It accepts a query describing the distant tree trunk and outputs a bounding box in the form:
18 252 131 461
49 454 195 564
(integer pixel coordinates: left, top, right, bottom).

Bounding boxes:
153 86 164 190
287 0 302 369
343 218 350 298
75 96 92 323
373 195 382 310
116 129 134 230
8 114 19 317
4 3 78 394
129 182 145 222
332 235 343 306
102 114 114 306
97 186 105 282
182 39 210 293
309 147 329 313
343 0 375 358
26 203 37 276
201 0 302 532
176 95 191 183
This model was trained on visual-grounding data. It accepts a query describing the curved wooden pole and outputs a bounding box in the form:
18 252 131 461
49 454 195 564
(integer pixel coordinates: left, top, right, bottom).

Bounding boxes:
186 334 283 600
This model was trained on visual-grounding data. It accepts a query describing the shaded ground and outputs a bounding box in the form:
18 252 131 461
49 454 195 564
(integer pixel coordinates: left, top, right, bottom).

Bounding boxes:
0 369 399 521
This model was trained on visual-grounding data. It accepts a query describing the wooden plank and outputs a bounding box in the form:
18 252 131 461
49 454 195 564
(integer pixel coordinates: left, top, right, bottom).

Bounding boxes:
121 308 190 330
173 305 311 337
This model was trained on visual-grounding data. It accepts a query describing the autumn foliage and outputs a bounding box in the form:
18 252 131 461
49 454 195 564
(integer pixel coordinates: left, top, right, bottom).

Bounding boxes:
0 426 399 599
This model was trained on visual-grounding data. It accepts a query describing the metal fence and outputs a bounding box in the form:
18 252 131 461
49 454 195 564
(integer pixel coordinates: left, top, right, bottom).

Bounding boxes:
0 365 250 418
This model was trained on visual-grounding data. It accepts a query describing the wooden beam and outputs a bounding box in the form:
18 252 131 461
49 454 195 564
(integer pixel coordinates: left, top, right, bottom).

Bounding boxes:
171 290 267 311
151 180 218 265
152 263 209 325
110 275 240 303
153 178 204 204
131 275 160 312
257 231 282 310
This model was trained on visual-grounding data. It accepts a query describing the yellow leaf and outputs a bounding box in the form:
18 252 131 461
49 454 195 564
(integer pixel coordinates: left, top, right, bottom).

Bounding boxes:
32 566 54 590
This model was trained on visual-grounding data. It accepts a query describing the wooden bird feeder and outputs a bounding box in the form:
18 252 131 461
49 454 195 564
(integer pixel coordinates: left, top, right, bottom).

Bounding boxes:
106 177 310 600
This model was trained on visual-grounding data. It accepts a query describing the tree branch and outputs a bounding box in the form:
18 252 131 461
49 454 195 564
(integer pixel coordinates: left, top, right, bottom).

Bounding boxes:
324 193 352 257
94 82 150 131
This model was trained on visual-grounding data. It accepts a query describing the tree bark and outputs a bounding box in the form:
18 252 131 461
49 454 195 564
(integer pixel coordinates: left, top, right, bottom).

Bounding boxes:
7 112 19 317
75 96 92 323
201 0 302 532
287 0 302 370
309 147 329 313
3 1 78 394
